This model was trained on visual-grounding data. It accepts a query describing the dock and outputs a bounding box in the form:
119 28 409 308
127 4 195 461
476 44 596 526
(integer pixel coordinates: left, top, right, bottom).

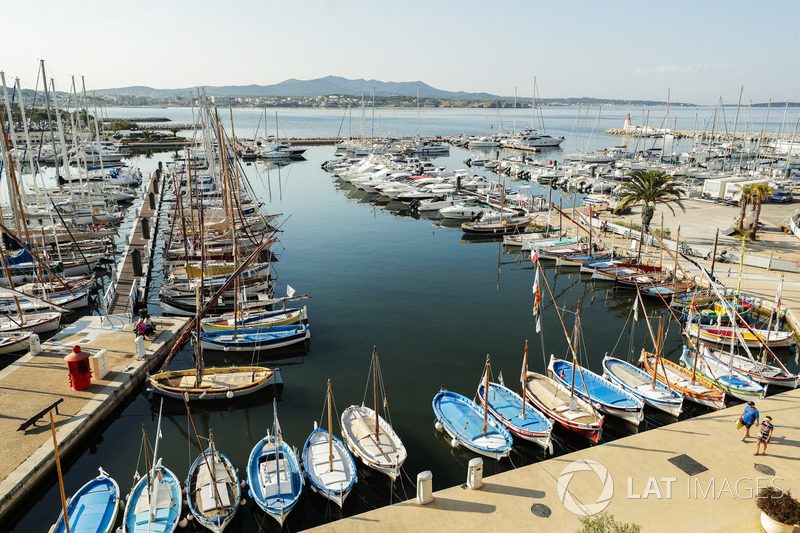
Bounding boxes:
310 388 800 533
0 314 190 522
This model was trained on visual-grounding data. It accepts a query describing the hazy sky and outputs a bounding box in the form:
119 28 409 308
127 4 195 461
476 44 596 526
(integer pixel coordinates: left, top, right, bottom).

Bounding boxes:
3 0 797 105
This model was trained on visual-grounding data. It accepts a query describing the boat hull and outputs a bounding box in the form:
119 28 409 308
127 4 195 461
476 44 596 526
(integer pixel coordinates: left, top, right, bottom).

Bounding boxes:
432 389 513 459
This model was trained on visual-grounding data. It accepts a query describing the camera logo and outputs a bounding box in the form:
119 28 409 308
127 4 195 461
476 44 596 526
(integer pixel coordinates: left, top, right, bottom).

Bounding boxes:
557 459 614 516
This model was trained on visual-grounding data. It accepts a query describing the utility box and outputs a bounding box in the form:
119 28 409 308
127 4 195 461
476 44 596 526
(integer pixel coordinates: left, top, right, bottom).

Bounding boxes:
135 335 146 360
417 471 433 504
29 333 41 356
90 349 110 379
466 457 484 489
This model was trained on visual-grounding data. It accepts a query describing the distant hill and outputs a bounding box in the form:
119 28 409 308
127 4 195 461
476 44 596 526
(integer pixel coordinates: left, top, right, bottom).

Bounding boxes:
95 76 501 100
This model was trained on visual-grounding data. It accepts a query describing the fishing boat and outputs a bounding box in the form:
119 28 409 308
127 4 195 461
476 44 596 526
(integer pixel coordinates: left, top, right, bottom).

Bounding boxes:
460 215 532 235
0 331 33 355
122 404 182 533
701 345 799 388
52 468 120 533
302 380 357 507
523 371 603 443
148 366 282 400
678 299 754 324
680 346 767 401
0 311 61 334
432 385 514 460
185 429 241 532
602 356 684 417
199 307 307 332
341 347 407 480
247 400 304 526
639 350 726 410
476 365 553 453
549 356 644 426
684 322 795 349
578 256 633 274
199 324 310 352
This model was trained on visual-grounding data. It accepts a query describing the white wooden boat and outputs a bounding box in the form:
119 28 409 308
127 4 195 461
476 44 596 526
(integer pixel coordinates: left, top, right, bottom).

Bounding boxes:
602 356 684 417
148 366 282 400
340 347 407 481
185 433 241 533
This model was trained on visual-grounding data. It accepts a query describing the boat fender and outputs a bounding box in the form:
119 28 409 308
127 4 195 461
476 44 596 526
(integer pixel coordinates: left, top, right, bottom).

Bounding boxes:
179 516 189 527
92 226 98 232
227 391 234 399
451 438 460 449
435 420 443 432
240 497 246 506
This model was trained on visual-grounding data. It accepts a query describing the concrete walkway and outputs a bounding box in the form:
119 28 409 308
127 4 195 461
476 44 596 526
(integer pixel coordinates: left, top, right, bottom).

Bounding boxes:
312 388 800 532
0 314 189 521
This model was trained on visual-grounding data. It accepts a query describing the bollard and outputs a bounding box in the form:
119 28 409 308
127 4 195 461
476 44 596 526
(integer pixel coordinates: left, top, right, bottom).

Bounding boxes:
135 335 146 359
416 471 433 504
148 191 156 210
29 333 41 355
131 249 143 276
158 161 163 172
152 175 159 194
141 217 151 240
466 457 483 490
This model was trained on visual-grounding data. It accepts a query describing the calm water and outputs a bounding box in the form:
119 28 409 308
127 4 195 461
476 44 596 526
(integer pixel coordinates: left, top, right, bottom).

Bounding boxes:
7 108 798 532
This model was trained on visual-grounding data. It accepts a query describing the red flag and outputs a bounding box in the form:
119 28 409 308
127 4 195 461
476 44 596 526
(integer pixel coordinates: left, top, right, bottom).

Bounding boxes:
531 249 538 264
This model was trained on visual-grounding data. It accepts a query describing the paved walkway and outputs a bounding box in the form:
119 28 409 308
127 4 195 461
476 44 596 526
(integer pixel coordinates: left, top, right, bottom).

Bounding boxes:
312 388 800 533
0 315 189 521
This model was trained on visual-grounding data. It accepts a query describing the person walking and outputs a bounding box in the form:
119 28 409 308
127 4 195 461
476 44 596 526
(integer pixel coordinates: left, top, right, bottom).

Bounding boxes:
740 401 759 441
755 416 774 456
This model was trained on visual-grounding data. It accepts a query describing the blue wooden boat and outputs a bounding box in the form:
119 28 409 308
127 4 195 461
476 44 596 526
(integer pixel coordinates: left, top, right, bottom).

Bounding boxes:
302 380 357 508
680 346 767 401
123 405 182 533
548 356 644 426
432 389 513 460
199 324 310 352
248 400 304 526
52 468 120 533
678 299 754 324
602 356 683 417
477 378 553 453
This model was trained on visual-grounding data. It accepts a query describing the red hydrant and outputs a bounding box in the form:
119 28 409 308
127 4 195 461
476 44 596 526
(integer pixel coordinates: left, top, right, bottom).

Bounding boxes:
64 345 92 391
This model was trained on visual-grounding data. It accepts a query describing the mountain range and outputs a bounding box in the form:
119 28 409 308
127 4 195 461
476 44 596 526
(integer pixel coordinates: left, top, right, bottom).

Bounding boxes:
95 76 502 100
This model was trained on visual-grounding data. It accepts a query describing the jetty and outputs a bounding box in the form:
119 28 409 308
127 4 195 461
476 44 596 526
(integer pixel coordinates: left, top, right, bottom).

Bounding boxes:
310 388 800 533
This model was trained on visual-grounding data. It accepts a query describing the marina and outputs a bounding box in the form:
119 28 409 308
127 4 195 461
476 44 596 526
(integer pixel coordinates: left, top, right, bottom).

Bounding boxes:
1 104 799 532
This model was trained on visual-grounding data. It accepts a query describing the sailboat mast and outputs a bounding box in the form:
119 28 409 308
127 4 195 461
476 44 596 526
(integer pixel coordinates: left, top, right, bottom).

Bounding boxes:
522 340 528 417
483 355 490 437
327 379 333 472
50 412 71 533
373 346 379 442
652 314 664 388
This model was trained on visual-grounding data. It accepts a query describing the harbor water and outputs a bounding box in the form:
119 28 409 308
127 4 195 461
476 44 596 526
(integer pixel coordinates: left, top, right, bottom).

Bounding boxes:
6 106 798 532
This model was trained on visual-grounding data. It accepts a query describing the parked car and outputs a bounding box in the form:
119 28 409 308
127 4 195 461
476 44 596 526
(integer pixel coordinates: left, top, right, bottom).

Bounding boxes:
769 190 794 203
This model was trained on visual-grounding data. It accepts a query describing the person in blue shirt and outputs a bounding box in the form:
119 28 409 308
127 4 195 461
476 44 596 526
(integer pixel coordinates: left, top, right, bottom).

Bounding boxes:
741 401 759 441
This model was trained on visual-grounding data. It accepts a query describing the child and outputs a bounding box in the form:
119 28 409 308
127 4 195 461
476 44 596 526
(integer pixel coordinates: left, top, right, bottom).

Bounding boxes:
754 416 773 456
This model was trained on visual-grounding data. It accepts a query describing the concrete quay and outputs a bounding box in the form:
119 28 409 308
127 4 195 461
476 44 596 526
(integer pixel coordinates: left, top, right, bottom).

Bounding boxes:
0 314 190 523
311 388 800 533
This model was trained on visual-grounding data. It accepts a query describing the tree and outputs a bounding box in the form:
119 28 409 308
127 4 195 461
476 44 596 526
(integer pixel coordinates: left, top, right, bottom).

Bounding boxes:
747 183 773 240
614 169 686 260
736 186 751 232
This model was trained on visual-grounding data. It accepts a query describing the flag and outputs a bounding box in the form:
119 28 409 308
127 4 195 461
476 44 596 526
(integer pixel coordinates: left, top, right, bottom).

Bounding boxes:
532 268 542 332
633 298 639 322
498 371 505 387
286 284 296 298
775 278 782 311
530 249 538 264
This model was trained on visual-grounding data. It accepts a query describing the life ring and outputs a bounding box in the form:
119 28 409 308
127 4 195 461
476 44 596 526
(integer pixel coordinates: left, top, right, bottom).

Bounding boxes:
92 208 100 214
92 226 98 232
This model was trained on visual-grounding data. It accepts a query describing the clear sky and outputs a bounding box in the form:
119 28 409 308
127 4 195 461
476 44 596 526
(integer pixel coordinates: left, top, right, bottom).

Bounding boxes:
2 0 797 105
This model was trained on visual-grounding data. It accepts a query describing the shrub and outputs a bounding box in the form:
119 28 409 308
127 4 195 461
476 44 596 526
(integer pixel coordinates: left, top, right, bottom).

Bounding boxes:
576 512 641 533
756 487 800 525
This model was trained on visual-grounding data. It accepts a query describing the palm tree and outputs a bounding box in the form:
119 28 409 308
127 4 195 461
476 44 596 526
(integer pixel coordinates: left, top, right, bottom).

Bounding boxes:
736 186 751 233
747 183 773 240
614 170 686 259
